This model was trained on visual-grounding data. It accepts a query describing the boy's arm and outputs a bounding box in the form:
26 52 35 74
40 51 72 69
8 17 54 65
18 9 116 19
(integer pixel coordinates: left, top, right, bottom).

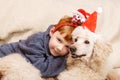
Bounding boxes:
0 42 18 57
0 41 67 77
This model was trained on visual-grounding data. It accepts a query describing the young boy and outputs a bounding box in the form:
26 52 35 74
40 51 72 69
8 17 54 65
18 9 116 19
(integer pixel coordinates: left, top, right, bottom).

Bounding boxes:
0 16 81 77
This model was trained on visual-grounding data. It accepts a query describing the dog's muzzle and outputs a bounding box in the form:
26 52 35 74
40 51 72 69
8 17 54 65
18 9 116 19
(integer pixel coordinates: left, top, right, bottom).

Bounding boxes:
70 46 86 58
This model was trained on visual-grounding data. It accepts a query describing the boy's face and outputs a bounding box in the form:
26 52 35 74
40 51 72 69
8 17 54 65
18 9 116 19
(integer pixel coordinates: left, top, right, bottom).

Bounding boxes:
49 27 70 56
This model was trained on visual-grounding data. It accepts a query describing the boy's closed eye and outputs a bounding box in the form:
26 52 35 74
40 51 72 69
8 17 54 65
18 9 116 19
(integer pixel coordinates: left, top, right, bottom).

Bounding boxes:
65 45 69 48
57 38 62 43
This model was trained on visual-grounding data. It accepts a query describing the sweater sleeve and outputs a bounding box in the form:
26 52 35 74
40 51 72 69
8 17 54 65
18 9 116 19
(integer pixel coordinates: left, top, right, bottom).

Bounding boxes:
0 42 18 57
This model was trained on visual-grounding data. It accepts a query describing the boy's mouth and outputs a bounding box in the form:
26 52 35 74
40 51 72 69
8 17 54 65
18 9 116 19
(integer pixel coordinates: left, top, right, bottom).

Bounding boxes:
52 48 58 54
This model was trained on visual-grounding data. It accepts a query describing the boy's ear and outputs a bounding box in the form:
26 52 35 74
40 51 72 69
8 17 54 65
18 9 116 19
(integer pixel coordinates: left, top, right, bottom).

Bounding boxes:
49 26 55 37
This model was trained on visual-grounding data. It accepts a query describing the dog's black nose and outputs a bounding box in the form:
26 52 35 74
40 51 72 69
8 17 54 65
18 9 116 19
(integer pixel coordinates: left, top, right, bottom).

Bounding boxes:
70 47 76 52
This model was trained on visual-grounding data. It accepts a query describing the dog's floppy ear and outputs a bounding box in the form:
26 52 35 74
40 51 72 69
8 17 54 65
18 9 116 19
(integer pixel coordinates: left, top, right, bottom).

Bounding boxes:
89 39 113 72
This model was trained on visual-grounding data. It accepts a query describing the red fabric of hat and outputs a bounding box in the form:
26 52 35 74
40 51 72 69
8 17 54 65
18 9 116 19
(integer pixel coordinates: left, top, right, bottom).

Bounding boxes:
82 11 97 32
81 7 102 32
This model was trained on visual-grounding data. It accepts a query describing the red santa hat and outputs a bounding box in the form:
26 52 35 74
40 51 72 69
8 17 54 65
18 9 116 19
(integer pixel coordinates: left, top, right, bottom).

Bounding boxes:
82 7 102 32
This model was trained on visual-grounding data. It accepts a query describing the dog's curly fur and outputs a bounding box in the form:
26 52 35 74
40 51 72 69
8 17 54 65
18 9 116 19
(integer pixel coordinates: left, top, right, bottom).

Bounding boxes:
57 27 113 80
0 53 44 80
0 53 57 80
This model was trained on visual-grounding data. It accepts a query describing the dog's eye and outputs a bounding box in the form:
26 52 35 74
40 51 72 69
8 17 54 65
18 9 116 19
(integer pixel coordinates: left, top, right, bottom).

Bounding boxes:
84 40 90 44
74 38 78 42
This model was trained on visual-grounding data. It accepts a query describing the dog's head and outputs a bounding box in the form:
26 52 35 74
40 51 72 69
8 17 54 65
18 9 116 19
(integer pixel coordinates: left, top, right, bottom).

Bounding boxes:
70 26 97 60
70 26 112 70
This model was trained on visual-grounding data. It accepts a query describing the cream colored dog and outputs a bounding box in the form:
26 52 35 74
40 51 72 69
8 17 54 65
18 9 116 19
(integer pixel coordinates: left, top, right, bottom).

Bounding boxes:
57 26 113 80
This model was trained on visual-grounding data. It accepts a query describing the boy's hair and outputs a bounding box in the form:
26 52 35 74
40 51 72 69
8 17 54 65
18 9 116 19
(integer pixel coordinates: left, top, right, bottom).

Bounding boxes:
54 16 81 44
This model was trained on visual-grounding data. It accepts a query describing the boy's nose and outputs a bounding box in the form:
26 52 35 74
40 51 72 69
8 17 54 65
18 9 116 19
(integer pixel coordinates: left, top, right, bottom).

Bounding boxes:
57 45 64 51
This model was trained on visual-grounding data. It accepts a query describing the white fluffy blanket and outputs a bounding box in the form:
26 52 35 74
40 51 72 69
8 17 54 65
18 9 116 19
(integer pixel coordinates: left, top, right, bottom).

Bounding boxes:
0 0 120 67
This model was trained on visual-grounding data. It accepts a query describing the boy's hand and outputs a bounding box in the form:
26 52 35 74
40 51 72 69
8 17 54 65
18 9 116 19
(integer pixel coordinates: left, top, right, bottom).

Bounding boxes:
107 68 120 80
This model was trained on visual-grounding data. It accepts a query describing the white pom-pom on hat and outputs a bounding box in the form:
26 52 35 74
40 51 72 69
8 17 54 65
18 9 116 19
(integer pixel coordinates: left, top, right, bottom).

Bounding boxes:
96 7 102 14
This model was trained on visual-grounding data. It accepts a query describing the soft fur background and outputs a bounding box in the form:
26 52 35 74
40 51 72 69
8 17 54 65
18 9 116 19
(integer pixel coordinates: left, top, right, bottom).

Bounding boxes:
0 0 120 67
